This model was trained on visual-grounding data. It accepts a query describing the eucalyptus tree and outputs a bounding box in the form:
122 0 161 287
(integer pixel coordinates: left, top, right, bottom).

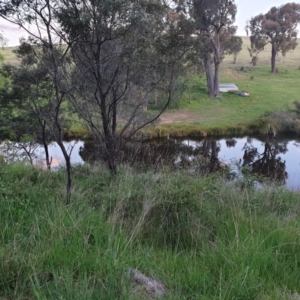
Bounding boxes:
0 0 74 203
246 3 300 73
177 0 238 97
0 41 58 170
56 0 191 174
228 36 242 64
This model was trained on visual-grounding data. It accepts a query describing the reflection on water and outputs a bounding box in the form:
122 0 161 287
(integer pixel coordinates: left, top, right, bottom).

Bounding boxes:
0 140 84 169
80 138 222 173
1 136 300 189
242 138 288 183
80 135 300 189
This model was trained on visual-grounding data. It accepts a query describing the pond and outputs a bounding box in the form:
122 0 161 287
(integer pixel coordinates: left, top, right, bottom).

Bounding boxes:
1 135 300 190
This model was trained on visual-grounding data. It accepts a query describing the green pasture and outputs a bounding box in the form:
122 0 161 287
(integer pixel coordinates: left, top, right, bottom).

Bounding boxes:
156 37 300 136
178 65 299 132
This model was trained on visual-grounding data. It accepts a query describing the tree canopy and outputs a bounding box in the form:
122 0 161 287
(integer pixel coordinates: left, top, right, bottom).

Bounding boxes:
246 2 300 72
177 0 238 97
54 0 191 173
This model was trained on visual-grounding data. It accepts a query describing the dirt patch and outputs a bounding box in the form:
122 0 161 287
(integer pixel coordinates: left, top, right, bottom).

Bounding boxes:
160 109 199 124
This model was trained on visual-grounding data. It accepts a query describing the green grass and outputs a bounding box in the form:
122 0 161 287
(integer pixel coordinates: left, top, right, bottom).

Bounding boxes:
163 68 299 135
2 163 300 299
151 37 300 137
177 66 299 130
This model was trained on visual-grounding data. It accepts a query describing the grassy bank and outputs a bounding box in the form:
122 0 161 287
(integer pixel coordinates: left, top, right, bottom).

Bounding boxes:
1 163 300 299
151 67 300 138
144 37 300 138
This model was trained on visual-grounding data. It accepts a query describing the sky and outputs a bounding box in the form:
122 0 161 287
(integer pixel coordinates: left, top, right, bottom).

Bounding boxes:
0 0 298 46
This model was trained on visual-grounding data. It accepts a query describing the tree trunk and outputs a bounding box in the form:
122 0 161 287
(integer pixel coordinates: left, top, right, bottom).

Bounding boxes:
44 143 52 170
233 53 237 64
206 33 221 98
108 157 117 175
65 156 72 205
106 136 118 175
57 139 72 205
41 121 52 170
204 55 214 97
102 138 118 175
213 60 220 98
271 44 276 73
212 43 221 98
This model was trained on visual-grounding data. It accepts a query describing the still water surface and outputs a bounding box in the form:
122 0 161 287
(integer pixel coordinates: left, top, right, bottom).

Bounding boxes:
131 135 300 190
2 135 300 189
